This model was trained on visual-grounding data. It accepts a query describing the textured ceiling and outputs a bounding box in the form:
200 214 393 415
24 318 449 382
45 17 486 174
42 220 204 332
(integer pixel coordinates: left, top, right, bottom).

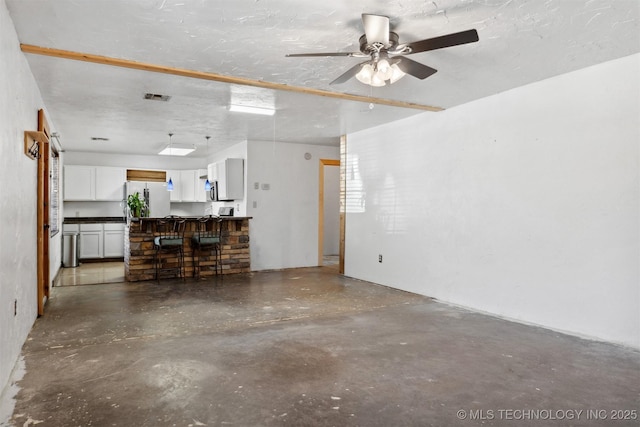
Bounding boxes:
6 0 639 157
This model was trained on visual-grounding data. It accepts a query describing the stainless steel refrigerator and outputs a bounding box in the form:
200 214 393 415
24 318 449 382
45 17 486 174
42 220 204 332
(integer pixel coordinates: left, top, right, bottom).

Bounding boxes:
125 181 171 217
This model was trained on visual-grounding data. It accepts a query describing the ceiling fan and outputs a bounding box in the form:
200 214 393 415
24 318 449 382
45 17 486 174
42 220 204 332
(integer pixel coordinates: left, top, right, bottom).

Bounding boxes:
286 14 479 87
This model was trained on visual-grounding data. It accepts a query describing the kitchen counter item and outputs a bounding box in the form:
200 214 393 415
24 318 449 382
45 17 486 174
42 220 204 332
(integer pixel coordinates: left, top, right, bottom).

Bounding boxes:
62 233 79 267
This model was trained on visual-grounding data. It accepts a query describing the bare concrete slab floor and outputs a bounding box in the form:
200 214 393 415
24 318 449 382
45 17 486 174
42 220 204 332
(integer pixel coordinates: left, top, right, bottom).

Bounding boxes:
7 267 640 426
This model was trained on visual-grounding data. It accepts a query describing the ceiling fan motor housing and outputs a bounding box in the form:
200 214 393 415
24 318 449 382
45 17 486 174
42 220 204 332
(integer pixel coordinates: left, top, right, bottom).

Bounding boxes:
359 32 400 54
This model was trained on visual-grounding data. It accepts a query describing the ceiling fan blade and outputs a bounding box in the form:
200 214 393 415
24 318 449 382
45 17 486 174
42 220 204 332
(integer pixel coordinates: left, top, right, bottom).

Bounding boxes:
286 52 362 57
395 57 438 80
404 29 479 54
362 14 389 45
330 62 365 85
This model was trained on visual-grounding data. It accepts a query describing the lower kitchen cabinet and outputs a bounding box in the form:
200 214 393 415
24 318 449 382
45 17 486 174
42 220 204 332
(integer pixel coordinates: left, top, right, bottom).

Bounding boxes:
79 223 103 259
103 223 125 257
68 222 125 260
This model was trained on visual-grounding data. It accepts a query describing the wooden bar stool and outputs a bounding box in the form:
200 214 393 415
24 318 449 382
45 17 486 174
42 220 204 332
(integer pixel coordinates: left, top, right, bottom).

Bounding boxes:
153 215 186 281
191 215 223 279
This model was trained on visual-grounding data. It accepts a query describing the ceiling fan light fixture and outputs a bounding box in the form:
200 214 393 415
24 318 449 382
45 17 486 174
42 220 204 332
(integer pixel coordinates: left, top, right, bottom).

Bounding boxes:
370 72 387 87
355 63 375 85
376 58 393 80
355 59 404 87
389 63 406 84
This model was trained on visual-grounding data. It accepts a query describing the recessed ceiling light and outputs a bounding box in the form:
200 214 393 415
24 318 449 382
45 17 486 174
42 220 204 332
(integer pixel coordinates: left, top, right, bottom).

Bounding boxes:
144 93 171 101
228 104 275 116
158 144 195 156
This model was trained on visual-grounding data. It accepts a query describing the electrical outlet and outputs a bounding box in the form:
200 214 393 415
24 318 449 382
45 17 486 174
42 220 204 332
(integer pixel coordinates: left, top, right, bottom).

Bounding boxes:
378 254 383 263
252 201 257 208
254 182 259 190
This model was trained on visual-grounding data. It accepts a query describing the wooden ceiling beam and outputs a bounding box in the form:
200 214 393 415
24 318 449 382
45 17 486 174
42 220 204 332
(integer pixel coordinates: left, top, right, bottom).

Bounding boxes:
20 44 444 112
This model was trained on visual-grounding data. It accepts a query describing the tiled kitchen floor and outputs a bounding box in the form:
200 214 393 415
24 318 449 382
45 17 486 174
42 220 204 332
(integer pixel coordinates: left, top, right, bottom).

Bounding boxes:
56 261 124 286
57 259 338 287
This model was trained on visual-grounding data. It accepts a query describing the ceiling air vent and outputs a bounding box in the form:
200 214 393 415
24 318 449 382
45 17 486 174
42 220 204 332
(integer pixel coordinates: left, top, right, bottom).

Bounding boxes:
144 93 171 101
91 137 109 142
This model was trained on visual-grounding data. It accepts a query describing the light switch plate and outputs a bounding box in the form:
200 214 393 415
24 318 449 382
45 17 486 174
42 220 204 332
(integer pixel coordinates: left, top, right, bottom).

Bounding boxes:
261 183 270 190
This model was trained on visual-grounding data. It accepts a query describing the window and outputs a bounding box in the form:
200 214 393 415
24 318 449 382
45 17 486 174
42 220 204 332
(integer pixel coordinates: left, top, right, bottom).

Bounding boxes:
50 148 60 236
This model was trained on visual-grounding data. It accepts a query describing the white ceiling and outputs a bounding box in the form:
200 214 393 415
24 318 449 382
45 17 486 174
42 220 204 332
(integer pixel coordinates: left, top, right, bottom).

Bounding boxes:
6 0 639 157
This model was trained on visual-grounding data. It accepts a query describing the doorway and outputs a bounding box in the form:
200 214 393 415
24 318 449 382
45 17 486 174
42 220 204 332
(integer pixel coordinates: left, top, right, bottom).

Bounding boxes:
318 159 341 270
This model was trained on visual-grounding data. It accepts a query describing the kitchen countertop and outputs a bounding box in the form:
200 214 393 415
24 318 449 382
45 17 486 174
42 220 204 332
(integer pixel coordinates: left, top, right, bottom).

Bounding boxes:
64 217 127 224
64 216 251 225
132 216 252 222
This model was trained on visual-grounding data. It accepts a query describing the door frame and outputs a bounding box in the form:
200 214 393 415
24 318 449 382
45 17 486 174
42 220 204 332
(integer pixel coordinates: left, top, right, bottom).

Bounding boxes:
318 158 341 270
37 109 51 316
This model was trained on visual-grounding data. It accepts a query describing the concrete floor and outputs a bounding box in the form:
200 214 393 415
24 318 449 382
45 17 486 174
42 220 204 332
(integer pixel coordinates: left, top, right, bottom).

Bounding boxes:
5 266 640 426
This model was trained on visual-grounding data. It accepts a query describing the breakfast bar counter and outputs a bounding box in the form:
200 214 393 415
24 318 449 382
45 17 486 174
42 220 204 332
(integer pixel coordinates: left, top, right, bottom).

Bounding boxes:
124 216 251 281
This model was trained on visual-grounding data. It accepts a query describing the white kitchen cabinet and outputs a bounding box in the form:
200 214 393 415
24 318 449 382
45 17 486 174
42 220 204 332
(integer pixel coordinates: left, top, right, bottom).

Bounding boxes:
62 224 79 233
195 169 208 202
180 170 196 202
217 158 244 200
166 169 207 203
103 223 125 257
207 163 218 181
76 222 125 259
79 223 103 259
64 165 125 201
64 166 95 200
95 167 126 200
166 169 182 202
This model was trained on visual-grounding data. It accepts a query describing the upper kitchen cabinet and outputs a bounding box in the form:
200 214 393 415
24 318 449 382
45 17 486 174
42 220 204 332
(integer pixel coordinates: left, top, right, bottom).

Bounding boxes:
166 170 181 202
64 165 94 200
180 170 196 202
217 158 244 200
167 169 208 203
95 167 126 200
64 166 125 201
195 169 208 202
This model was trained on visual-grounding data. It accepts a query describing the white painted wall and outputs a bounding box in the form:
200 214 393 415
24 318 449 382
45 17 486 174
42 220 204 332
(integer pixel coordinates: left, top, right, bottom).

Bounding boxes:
247 140 339 270
345 54 640 349
323 165 340 255
0 0 61 398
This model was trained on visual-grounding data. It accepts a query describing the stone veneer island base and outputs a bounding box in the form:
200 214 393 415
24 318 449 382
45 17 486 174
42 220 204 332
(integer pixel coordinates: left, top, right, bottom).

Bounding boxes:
125 217 251 282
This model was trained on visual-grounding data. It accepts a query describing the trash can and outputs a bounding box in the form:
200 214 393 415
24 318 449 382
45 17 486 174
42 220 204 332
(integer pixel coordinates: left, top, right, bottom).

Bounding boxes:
62 233 79 268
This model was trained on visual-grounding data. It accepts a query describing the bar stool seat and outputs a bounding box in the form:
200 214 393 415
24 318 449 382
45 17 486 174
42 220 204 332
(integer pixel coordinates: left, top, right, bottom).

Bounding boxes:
192 215 223 279
153 215 186 281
